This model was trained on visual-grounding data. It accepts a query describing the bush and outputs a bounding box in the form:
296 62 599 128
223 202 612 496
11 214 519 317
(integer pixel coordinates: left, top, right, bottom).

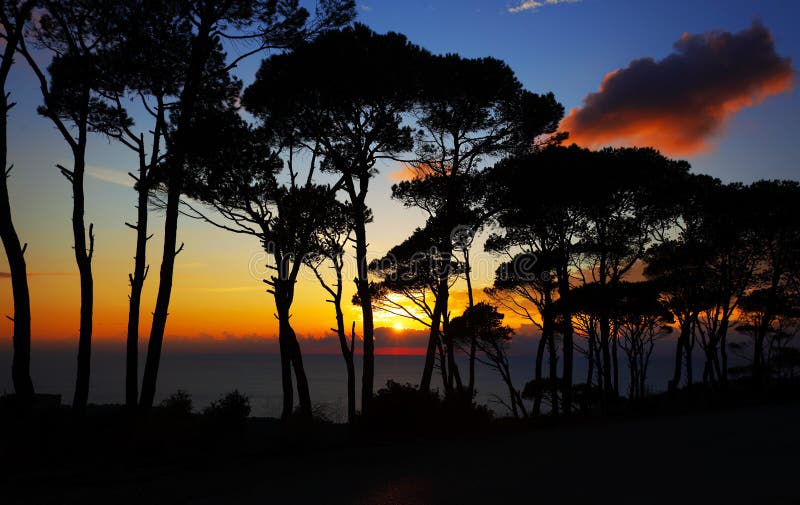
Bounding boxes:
203 390 251 423
364 380 492 434
159 390 193 417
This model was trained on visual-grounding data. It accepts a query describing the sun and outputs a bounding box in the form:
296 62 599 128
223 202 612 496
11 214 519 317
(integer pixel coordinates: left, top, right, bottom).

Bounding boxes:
392 321 403 331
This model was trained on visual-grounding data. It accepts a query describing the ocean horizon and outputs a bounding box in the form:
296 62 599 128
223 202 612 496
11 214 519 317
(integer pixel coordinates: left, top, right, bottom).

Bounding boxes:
1 347 685 420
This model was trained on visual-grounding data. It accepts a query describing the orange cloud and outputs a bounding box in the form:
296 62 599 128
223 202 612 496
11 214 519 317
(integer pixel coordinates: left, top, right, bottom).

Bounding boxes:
561 22 794 156
388 162 437 182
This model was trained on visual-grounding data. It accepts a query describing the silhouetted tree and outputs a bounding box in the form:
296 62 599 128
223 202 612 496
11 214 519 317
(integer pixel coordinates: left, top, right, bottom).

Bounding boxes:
694 182 757 386
484 252 560 415
305 199 358 422
393 53 564 395
0 0 36 401
138 0 354 410
19 0 127 411
87 0 191 409
451 302 526 418
737 180 800 386
613 282 673 400
366 224 464 394
182 106 344 420
575 147 688 403
244 23 423 413
485 145 590 414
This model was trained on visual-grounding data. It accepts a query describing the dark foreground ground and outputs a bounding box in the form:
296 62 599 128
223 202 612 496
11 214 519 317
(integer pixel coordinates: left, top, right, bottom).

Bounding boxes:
3 403 800 505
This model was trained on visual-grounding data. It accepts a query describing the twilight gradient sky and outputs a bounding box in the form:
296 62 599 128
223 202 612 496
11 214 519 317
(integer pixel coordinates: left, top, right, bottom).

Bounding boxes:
1 0 798 352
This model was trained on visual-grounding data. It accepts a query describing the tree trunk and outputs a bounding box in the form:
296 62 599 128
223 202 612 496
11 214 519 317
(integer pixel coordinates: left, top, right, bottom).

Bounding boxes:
71 139 94 413
0 80 34 400
669 323 687 393
139 25 211 410
559 268 573 414
139 180 179 409
532 329 547 416
465 251 477 397
352 203 374 412
126 157 150 410
548 332 559 416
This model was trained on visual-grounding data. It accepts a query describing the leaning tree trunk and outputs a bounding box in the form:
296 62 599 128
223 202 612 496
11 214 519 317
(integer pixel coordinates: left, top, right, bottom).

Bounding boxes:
139 26 212 410
139 176 179 409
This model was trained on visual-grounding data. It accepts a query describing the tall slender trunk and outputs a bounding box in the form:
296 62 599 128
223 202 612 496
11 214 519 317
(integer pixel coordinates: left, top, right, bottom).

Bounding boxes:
465 250 477 397
0 92 34 401
548 332 559 416
558 266 573 414
139 179 179 409
611 330 619 395
125 151 149 410
71 138 94 412
352 199 374 412
422 275 448 392
140 25 211 409
126 105 162 410
532 326 547 416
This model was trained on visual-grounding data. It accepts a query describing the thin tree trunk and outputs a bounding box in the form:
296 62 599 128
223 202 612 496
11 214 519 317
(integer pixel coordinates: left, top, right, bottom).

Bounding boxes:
465 250 477 397
125 153 150 409
532 329 547 416
125 105 162 410
559 268 573 414
0 64 34 400
71 125 94 413
140 25 212 409
352 206 375 412
548 332 559 416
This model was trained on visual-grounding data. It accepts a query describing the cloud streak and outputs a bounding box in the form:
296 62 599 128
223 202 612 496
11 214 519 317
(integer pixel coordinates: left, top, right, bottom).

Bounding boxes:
508 0 581 14
560 22 794 156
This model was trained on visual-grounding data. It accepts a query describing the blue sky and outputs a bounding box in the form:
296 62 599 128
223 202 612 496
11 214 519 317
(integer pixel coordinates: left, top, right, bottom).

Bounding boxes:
1 0 799 342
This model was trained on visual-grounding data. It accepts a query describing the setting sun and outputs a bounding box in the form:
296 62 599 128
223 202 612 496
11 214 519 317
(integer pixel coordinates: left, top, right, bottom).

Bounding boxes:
393 322 403 331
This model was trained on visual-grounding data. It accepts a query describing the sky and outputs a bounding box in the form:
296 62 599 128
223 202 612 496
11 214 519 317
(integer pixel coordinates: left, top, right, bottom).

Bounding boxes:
0 0 798 354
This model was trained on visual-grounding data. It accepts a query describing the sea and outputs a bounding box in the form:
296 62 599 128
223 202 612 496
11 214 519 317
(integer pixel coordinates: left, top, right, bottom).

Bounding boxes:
0 348 683 420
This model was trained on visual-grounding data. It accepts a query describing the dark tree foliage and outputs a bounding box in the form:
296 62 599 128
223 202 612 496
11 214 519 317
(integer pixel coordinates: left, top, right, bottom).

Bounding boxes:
244 23 424 413
138 0 355 410
182 105 346 420
391 52 564 396
85 0 192 410
450 303 525 418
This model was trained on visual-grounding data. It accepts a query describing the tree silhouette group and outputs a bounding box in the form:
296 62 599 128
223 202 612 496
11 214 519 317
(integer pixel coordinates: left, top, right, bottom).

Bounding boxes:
2 1 799 422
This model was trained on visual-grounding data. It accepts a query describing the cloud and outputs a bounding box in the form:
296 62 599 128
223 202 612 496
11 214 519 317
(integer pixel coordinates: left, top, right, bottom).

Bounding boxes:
508 0 581 14
561 22 794 156
359 3 372 11
86 165 134 187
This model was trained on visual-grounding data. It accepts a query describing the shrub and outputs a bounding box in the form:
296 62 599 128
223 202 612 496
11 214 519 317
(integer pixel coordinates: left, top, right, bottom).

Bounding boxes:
365 380 492 434
203 390 251 422
159 390 193 417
